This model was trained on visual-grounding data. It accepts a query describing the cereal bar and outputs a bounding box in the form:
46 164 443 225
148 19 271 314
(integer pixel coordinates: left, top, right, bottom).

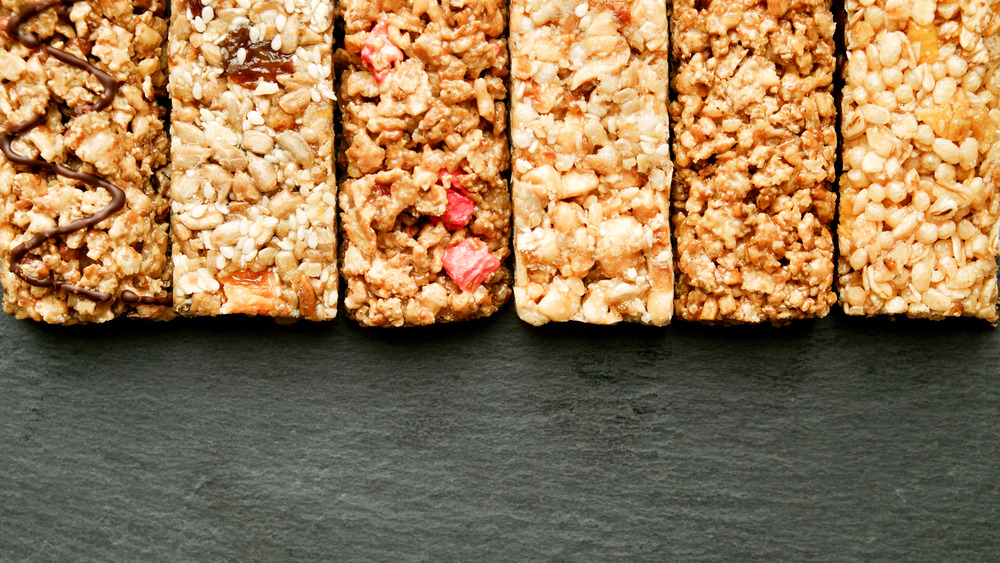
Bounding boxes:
510 0 674 326
839 0 1000 322
0 0 172 324
168 0 337 320
337 0 511 326
670 1 839 323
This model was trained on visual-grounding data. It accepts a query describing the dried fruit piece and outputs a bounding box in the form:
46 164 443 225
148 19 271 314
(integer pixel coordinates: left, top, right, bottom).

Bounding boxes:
220 269 285 316
360 21 403 83
441 189 475 230
220 26 295 89
907 22 938 64
443 238 501 292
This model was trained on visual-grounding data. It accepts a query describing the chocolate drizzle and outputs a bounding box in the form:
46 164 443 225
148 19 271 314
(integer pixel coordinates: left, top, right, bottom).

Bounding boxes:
0 0 170 307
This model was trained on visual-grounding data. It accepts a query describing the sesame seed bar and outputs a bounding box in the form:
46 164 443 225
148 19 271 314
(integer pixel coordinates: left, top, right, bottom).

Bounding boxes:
0 0 172 324
337 0 512 326
509 0 674 326
168 0 337 320
838 0 1000 322
670 1 839 324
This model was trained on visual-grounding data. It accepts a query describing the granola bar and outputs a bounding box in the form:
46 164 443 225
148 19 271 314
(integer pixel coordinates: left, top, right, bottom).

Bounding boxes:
838 0 1000 322
509 0 674 326
168 0 337 320
670 0 839 323
337 0 511 326
0 0 172 324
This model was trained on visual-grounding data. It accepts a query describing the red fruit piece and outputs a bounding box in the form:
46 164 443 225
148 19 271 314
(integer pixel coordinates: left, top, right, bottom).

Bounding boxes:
361 21 404 83
439 170 464 191
442 189 474 230
443 238 500 292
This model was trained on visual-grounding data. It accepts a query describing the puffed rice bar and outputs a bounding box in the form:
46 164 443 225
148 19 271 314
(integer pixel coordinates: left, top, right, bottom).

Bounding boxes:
670 0 839 324
838 0 1000 322
510 0 674 326
0 0 172 324
337 0 512 326
168 0 337 320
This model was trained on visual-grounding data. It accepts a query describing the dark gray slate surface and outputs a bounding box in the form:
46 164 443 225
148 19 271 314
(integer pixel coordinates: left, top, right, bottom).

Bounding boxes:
1 306 998 561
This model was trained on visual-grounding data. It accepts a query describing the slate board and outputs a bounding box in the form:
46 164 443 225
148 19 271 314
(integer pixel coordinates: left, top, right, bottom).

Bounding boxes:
1 304 998 560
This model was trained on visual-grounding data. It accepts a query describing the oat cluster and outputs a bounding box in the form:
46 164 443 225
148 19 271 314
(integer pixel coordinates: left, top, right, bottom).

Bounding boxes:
671 0 839 323
510 0 674 326
169 0 338 320
839 0 1000 322
337 0 511 326
0 0 172 324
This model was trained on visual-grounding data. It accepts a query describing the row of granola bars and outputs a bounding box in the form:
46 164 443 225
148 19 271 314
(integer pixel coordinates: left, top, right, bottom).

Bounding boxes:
0 0 998 326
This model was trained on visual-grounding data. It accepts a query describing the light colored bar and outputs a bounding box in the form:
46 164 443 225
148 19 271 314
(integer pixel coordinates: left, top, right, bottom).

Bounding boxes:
839 0 1000 322
168 0 337 320
510 0 674 326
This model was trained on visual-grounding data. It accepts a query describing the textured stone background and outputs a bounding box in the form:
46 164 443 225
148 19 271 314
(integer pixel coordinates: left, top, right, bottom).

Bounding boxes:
1 308 997 560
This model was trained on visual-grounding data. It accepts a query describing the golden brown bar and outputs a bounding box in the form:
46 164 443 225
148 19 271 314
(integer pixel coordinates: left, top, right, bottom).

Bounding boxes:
0 0 172 324
671 0 838 323
337 0 511 326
